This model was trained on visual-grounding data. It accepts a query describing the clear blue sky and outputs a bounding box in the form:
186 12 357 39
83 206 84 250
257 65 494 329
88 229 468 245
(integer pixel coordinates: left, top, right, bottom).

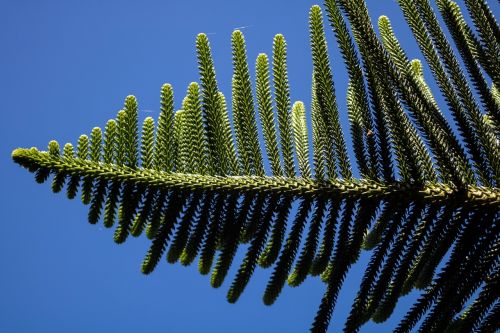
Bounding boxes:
1 1 497 332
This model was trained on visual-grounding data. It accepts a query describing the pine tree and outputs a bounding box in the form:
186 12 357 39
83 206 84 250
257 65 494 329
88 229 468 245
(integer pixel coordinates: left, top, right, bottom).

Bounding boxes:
12 0 499 332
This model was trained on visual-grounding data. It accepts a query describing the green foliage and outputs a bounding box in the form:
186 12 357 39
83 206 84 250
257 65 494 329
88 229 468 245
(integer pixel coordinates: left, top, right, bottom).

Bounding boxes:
273 34 295 177
11 0 499 332
256 53 283 176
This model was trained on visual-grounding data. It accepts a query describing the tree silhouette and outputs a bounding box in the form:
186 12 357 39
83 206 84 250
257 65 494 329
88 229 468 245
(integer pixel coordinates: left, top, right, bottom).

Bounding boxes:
12 0 499 332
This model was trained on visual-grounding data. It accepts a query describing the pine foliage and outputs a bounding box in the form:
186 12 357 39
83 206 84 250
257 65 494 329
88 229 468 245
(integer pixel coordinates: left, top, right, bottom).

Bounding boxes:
12 0 499 332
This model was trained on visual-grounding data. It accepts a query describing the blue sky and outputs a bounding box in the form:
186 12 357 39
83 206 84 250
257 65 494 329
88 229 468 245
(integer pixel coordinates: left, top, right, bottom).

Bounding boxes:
1 1 498 332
